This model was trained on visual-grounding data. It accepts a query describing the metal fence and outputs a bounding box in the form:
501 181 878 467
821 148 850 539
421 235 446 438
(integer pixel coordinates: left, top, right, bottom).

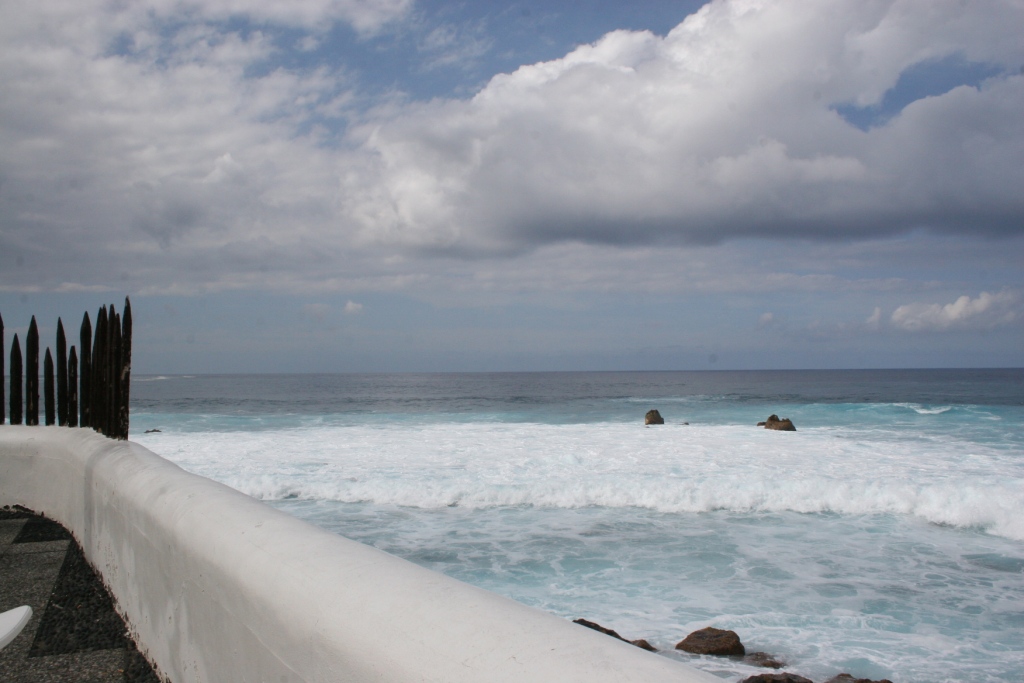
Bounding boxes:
2 298 132 439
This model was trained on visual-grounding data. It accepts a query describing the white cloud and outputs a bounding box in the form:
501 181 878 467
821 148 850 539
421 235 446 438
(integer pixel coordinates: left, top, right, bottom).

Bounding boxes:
866 307 882 330
348 0 1024 251
417 21 493 72
890 291 1019 331
0 0 1023 300
758 312 774 327
297 35 322 52
344 300 364 314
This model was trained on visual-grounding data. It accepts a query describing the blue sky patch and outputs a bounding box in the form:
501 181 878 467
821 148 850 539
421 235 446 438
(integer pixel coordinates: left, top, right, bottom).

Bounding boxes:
835 54 1006 131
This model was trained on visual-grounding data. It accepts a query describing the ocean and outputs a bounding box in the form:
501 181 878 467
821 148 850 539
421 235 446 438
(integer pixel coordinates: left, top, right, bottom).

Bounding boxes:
131 370 1024 683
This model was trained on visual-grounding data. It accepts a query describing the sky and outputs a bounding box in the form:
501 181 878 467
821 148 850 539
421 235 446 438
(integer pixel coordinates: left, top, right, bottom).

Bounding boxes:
1 0 1023 373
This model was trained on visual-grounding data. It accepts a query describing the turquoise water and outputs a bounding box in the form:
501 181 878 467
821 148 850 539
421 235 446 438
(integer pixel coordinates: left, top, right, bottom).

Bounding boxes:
131 370 1024 682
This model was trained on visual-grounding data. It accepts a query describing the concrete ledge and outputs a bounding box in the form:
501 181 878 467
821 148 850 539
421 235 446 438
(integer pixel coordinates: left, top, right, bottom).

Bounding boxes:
0 427 720 683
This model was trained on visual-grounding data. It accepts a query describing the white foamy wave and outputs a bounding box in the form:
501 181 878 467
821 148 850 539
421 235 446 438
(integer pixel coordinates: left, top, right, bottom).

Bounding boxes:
227 477 1024 540
137 422 1024 540
894 402 953 415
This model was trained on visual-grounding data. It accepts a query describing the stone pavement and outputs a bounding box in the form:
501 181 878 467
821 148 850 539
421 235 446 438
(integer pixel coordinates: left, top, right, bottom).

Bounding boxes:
0 507 160 682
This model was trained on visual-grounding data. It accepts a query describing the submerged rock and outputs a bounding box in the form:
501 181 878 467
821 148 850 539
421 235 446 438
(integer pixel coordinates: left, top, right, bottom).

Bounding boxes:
740 675 813 683
760 414 796 431
645 409 665 425
573 618 624 639
629 638 657 651
675 627 745 656
745 652 785 669
824 675 894 683
572 618 658 652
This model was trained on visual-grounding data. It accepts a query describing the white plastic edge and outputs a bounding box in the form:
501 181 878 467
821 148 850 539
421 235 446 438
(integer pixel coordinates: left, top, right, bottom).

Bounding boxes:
0 605 33 650
0 427 721 683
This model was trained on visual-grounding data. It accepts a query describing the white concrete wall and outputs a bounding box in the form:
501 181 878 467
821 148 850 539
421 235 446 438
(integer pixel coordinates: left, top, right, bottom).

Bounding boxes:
0 427 721 683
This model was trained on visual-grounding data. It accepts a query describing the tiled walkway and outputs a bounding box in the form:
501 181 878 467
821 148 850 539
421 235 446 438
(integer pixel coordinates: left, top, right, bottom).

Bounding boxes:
0 507 160 682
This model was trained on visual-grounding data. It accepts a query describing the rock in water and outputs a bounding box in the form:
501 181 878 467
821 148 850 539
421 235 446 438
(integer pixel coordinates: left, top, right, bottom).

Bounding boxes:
572 618 658 652
746 652 786 669
761 414 796 431
573 618 624 640
824 675 894 683
645 409 665 425
740 675 814 683
675 627 745 656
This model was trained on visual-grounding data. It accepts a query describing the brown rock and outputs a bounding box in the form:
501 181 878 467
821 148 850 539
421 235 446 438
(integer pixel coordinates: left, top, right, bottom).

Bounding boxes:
675 627 745 656
740 675 813 683
630 639 657 652
645 409 665 425
824 675 894 683
745 652 785 669
572 619 657 652
761 414 796 431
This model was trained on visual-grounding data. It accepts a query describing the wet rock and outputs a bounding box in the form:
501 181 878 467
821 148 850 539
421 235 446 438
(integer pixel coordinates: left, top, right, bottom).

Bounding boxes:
144 429 161 433
745 651 785 668
675 627 745 656
573 618 624 640
645 409 665 425
824 675 894 683
740 675 813 683
572 618 657 652
761 414 796 431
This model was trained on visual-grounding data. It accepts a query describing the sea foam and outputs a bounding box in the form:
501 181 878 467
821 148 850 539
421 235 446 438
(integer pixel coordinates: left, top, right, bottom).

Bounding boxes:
138 421 1024 541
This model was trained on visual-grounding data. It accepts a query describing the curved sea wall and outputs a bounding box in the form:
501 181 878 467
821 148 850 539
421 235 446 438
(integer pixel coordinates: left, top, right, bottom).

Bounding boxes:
0 427 719 683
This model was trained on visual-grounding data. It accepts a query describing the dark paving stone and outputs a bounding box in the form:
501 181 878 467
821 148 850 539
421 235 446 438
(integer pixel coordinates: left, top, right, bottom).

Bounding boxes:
13 519 72 544
124 643 161 683
0 518 28 548
5 540 73 557
4 648 125 683
29 543 130 657
0 505 36 520
0 547 67 615
0 509 160 682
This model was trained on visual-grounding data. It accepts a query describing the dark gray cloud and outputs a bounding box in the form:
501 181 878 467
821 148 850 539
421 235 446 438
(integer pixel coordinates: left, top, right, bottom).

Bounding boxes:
349 1 1024 253
1 0 1023 300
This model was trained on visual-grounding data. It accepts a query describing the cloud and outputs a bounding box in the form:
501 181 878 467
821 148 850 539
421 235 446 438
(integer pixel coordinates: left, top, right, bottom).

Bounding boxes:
302 303 333 322
145 0 412 33
349 0 1024 251
0 0 1023 300
890 291 1019 331
866 307 882 330
417 21 494 72
343 300 364 314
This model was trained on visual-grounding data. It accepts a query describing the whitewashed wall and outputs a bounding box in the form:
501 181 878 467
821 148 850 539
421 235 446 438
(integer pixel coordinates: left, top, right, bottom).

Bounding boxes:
0 427 720 683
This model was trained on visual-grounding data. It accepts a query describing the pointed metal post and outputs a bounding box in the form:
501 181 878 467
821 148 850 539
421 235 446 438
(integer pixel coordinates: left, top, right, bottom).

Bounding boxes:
26 317 39 426
93 306 107 436
119 298 132 439
44 348 55 426
80 312 92 428
10 335 22 425
57 318 68 425
110 306 121 438
68 346 79 427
